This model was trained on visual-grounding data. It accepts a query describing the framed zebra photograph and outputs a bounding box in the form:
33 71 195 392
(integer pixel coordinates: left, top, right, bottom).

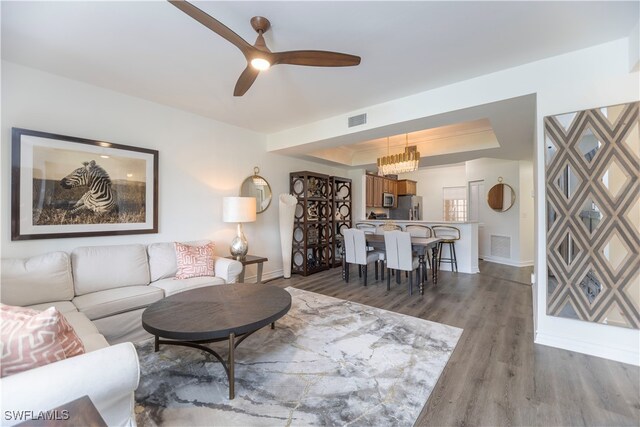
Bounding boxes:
11 128 158 240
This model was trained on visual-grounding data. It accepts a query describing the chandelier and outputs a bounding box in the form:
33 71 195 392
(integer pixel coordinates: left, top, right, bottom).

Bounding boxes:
377 134 420 175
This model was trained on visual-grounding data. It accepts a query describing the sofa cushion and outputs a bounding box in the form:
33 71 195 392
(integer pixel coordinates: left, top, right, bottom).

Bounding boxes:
0 305 84 377
93 308 151 344
0 252 74 306
61 311 109 352
27 301 78 314
175 242 216 279
150 276 225 297
148 240 211 282
72 285 163 321
72 244 150 296
80 333 111 353
61 311 101 338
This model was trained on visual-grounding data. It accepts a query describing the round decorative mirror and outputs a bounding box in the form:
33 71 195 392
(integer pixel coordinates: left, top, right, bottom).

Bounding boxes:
240 167 272 214
487 179 516 212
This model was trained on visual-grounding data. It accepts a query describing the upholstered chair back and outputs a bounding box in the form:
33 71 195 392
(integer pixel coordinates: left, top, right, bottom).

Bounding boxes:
383 231 413 271
343 228 368 265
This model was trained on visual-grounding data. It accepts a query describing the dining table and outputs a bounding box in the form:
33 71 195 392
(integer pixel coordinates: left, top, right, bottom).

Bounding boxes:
339 234 442 295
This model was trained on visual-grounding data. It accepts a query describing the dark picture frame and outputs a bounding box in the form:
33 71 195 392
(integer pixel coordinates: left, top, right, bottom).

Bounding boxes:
11 128 159 240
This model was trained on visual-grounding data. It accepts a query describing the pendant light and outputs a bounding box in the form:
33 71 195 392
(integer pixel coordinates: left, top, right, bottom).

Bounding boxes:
377 134 420 175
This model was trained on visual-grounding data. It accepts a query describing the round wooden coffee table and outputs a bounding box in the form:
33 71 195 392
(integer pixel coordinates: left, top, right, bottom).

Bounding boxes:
141 284 291 399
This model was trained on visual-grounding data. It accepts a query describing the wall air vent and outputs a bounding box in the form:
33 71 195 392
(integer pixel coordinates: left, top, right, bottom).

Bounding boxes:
490 235 511 258
348 113 367 128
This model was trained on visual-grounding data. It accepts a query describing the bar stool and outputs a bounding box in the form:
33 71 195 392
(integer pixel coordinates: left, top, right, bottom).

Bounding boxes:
432 225 460 272
355 222 377 234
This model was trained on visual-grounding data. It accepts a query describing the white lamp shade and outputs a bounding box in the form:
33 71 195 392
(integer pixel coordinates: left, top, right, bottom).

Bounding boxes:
223 197 257 223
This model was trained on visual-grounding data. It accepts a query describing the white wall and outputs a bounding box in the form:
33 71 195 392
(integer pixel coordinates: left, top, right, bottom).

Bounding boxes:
388 159 534 267
519 161 535 266
630 20 639 72
399 164 466 221
0 61 349 281
266 38 640 365
466 158 522 265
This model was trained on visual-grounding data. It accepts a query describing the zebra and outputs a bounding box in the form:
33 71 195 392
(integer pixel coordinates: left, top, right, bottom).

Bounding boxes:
60 160 118 214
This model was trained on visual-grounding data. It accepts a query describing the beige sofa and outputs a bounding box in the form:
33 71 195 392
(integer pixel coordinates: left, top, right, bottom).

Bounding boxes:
0 241 243 426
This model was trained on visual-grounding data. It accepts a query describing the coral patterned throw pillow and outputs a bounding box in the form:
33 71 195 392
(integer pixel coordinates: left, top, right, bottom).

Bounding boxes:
0 304 85 377
174 242 216 279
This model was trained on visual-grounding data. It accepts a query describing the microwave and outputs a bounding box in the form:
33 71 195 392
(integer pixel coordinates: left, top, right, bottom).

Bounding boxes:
382 192 395 208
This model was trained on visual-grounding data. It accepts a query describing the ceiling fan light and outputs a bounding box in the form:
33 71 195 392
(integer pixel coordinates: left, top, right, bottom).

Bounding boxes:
250 58 271 70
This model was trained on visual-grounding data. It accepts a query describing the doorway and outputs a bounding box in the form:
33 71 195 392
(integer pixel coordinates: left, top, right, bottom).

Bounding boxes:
468 180 487 259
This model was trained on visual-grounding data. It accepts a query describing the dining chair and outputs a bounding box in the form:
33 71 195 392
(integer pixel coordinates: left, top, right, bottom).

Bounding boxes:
343 228 384 286
405 224 433 268
383 231 420 296
432 225 461 272
355 222 385 264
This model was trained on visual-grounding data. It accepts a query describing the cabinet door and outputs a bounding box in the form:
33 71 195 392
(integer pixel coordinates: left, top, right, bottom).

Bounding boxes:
390 180 398 208
365 175 374 207
398 180 416 195
408 181 417 195
373 177 383 207
382 179 390 193
397 180 406 195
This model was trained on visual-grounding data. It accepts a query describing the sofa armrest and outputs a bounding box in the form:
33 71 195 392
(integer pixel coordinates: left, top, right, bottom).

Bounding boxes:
0 342 140 426
214 256 243 283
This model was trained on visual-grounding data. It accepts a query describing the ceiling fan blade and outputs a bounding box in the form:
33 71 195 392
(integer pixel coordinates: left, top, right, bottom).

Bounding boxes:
272 50 361 67
168 0 254 56
234 66 260 96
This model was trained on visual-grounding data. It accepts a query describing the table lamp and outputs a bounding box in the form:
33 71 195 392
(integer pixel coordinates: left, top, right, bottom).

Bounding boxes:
222 196 257 260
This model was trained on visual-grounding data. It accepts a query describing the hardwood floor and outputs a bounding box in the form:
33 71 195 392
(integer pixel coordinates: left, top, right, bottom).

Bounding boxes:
267 261 640 426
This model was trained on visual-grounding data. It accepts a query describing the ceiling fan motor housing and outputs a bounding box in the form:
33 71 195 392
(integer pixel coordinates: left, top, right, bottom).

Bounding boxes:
250 16 271 34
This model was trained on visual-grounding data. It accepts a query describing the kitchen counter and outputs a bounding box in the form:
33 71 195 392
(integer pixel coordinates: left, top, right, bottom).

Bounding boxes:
356 220 479 274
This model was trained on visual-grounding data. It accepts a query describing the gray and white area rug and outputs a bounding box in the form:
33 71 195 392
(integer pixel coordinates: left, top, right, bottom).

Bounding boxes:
135 287 462 426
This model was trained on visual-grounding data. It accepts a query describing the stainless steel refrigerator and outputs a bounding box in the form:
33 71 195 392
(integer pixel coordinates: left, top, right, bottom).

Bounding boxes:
389 195 423 220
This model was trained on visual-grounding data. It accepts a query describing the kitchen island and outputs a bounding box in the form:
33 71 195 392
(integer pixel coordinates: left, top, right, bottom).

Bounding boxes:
358 220 479 274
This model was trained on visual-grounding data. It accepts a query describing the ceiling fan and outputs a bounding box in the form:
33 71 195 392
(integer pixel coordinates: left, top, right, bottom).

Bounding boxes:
168 0 361 96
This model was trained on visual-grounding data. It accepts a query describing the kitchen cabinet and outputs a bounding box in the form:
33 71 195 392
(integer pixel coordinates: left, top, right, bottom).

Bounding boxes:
397 179 417 196
389 180 398 208
365 174 399 208
365 175 374 207
373 176 383 207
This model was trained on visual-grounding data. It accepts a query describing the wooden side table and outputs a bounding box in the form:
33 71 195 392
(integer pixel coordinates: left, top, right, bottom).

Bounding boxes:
225 255 268 283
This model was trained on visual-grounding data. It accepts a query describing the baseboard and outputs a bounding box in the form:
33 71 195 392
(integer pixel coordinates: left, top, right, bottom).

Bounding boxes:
480 256 533 267
243 269 284 283
535 331 640 366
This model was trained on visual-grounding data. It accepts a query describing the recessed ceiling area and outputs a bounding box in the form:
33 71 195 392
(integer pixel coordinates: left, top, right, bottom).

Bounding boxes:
274 94 536 169
310 119 500 167
1 1 637 133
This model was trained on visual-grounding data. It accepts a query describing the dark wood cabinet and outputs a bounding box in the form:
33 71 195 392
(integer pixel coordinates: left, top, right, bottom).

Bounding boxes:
290 171 331 276
330 176 352 268
290 172 352 276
